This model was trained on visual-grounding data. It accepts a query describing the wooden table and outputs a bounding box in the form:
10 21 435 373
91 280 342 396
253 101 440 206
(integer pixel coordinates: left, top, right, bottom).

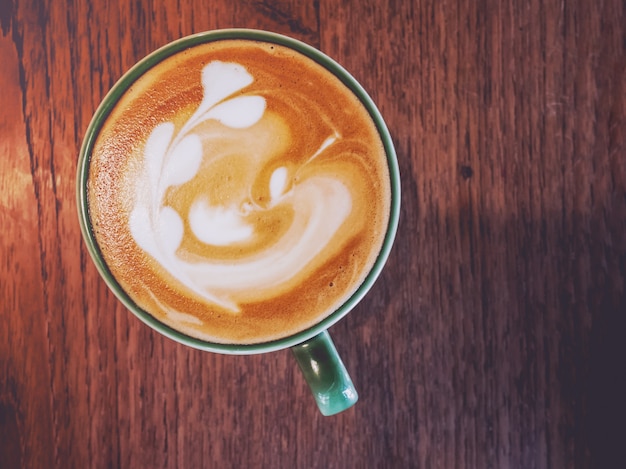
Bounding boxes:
1 0 624 467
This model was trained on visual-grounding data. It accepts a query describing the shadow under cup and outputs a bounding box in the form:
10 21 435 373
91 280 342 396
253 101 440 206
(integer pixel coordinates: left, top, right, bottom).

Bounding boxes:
77 29 400 416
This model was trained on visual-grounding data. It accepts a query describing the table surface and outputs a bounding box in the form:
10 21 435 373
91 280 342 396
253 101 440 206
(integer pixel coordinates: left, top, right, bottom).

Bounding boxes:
1 0 624 468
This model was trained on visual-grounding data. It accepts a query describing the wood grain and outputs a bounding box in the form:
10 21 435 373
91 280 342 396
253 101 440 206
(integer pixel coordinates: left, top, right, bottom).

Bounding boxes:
1 0 624 467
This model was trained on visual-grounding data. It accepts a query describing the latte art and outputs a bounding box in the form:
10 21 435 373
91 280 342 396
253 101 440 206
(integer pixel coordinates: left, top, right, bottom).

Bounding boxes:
88 40 391 344
129 60 354 313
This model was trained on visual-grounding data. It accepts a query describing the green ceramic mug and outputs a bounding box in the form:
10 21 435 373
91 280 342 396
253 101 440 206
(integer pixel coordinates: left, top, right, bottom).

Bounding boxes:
77 29 400 416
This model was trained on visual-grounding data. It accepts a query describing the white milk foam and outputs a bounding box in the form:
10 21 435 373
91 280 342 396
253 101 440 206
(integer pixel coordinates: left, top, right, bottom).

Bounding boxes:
128 61 352 312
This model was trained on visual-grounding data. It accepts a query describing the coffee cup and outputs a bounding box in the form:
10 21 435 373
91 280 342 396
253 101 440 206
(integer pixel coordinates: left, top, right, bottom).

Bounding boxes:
77 29 400 416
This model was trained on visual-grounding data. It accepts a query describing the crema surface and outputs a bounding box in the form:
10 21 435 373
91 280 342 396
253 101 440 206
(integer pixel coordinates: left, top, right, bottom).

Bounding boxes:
88 39 391 344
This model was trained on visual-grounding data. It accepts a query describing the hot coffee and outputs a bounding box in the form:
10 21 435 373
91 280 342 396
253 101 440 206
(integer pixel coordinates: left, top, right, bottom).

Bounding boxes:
87 38 391 344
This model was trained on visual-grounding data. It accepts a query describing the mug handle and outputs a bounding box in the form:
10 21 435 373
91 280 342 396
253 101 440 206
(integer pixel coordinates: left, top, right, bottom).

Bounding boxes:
291 330 358 416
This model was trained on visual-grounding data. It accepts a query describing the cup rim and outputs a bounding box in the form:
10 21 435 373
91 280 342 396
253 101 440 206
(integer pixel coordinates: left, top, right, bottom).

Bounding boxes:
77 28 401 355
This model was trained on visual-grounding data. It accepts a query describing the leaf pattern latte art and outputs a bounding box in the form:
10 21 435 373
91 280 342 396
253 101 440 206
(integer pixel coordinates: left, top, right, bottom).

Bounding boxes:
128 61 352 313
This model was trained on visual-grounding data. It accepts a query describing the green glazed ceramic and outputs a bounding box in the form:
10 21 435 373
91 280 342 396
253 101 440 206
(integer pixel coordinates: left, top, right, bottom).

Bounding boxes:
77 29 400 416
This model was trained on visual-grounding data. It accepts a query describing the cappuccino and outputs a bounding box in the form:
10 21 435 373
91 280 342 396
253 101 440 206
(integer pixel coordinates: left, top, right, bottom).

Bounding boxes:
87 38 391 344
